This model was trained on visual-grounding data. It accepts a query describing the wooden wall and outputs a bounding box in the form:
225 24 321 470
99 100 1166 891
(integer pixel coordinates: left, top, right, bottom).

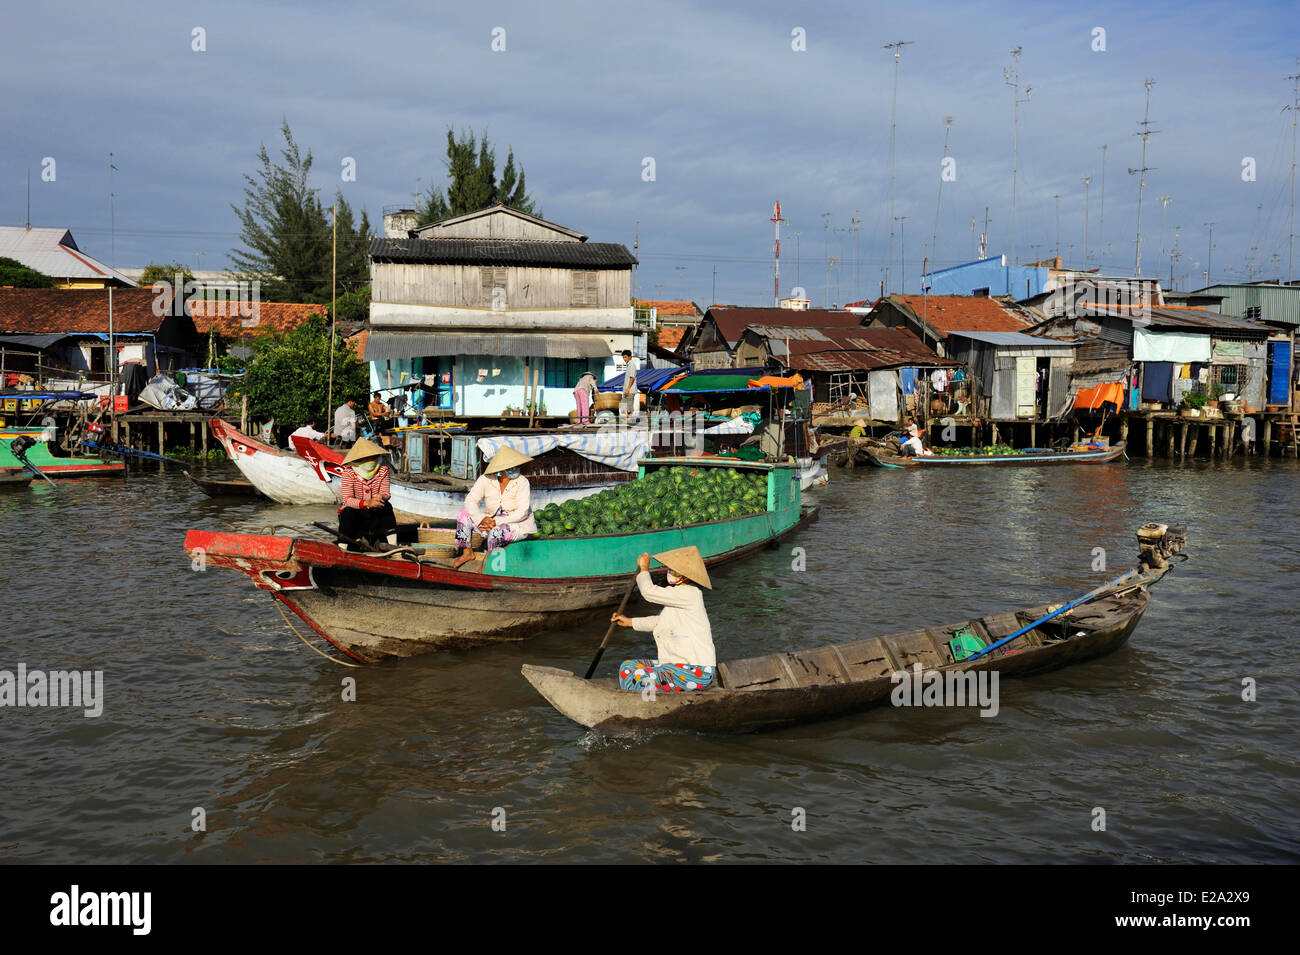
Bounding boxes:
373 263 631 309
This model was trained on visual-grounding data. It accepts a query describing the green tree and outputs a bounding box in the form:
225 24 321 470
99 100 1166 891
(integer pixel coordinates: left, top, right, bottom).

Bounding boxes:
0 256 55 288
139 262 195 287
228 314 369 426
333 285 371 324
417 128 538 224
230 120 371 303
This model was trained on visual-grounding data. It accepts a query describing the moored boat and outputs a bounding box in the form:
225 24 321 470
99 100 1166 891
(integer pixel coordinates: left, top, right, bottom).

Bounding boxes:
1 432 125 477
523 522 1187 736
183 469 262 498
209 418 335 504
183 458 818 662
864 440 1127 468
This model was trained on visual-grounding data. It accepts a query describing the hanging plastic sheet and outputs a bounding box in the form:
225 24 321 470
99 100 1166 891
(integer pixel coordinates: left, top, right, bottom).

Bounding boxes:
899 367 918 395
868 370 900 420
1140 362 1174 402
1132 328 1210 363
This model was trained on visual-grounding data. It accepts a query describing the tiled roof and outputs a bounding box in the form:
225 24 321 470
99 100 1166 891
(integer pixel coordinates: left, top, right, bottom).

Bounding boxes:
705 307 861 347
887 294 1031 335
189 299 326 338
636 300 702 317
0 288 171 334
369 237 637 268
0 227 138 286
656 327 688 352
346 328 368 359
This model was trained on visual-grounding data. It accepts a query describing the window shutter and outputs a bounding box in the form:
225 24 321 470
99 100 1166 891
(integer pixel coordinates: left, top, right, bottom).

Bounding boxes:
480 267 507 304
571 270 598 306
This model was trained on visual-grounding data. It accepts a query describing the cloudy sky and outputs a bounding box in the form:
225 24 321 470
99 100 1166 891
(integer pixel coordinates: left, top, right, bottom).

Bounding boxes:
3 0 1298 306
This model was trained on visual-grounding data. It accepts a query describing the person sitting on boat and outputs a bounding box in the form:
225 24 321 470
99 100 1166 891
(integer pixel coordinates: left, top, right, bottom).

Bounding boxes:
451 447 537 570
338 438 396 550
899 422 933 457
368 391 390 425
289 417 327 443
611 547 717 693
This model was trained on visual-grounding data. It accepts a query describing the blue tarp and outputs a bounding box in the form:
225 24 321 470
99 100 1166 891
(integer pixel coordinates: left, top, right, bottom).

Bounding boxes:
598 365 687 393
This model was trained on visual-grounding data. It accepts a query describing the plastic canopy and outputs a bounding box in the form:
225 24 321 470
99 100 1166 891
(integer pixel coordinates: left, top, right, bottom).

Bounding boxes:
1072 381 1125 411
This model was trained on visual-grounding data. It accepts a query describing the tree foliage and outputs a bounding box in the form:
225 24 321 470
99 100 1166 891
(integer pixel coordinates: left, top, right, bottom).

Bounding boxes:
333 285 371 325
230 120 371 303
0 256 55 288
417 128 538 224
139 262 194 287
228 314 369 426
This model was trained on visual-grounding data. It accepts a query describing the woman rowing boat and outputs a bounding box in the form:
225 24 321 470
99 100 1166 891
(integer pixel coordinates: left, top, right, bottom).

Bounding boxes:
451 447 537 570
610 547 717 693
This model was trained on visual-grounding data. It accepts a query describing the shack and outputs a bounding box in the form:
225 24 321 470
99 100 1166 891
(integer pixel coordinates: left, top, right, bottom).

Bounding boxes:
943 330 1076 420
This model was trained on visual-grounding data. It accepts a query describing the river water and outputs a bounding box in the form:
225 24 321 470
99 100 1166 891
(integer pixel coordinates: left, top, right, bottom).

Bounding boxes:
2 458 1298 864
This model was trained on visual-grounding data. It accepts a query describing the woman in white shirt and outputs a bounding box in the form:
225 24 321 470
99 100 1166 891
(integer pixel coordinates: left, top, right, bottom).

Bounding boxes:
610 547 717 692
451 447 537 569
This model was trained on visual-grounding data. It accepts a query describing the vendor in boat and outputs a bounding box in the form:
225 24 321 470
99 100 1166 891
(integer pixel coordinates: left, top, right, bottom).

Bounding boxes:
611 547 716 693
338 438 397 550
899 422 933 457
451 447 537 569
573 371 598 425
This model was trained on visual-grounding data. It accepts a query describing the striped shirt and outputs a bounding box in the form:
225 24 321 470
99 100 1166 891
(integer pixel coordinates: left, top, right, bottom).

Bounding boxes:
340 466 391 510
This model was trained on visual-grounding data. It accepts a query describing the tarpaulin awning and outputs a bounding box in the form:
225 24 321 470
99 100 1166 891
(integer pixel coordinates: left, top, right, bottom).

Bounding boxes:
598 366 685 393
702 416 756 436
660 370 796 393
476 431 651 472
1132 328 1211 363
0 333 69 350
1072 381 1125 411
365 330 615 361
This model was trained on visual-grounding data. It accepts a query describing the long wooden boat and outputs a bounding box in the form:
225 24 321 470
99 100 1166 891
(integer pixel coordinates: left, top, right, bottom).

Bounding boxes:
864 441 1127 469
183 469 262 498
184 459 818 662
290 435 623 522
523 523 1187 736
0 433 125 477
0 471 34 490
209 418 335 505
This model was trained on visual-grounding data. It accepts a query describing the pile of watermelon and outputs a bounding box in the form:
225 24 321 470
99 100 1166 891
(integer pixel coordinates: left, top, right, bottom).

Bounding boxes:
534 466 769 538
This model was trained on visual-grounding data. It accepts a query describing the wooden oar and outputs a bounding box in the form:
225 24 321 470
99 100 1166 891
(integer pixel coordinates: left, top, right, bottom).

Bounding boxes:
584 576 639 680
965 568 1142 663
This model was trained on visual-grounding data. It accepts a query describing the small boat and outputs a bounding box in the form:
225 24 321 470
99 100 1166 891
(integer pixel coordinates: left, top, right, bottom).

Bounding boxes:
290 435 628 522
183 459 818 662
0 472 33 490
523 522 1187 736
0 432 125 478
208 419 336 505
183 469 262 498
864 441 1127 468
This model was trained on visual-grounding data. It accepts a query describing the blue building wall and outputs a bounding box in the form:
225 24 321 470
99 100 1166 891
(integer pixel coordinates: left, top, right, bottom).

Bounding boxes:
924 256 1050 300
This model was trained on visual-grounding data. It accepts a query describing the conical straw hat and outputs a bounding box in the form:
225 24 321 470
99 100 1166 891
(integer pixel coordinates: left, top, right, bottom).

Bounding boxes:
484 446 533 474
653 546 712 589
342 437 388 465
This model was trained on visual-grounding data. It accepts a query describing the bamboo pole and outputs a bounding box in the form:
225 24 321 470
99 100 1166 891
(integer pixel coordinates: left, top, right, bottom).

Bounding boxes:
327 201 337 424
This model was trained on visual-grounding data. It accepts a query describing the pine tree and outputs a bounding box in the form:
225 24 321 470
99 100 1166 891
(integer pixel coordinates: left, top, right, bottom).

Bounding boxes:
231 121 372 303
417 128 538 224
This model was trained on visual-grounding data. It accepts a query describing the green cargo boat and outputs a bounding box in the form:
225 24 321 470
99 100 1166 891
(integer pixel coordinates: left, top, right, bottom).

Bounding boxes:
1 432 124 478
184 458 818 662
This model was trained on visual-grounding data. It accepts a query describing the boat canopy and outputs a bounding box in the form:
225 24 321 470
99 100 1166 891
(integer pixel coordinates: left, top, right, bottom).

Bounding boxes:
1072 381 1125 412
658 367 798 394
597 365 685 393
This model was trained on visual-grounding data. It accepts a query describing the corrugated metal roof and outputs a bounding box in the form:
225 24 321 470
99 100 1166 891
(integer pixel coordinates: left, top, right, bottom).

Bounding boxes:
704 307 860 346
740 324 954 372
369 237 636 268
364 330 616 361
946 330 1074 347
1197 283 1300 327
1081 305 1269 335
0 227 138 285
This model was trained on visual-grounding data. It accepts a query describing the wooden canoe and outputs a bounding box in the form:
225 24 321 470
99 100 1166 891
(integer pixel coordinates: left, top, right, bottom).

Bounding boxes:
865 441 1127 468
184 459 816 662
183 469 262 498
522 524 1186 736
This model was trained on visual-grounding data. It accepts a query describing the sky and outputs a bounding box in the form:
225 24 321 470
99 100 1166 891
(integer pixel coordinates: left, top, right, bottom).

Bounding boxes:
3 0 1299 307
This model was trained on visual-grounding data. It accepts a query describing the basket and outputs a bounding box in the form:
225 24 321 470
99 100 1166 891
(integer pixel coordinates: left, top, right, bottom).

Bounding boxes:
593 392 622 411
417 523 482 548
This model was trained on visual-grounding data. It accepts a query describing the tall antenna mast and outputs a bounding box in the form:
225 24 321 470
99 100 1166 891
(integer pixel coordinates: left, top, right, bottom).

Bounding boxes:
1204 221 1216 287
1081 176 1093 269
1053 193 1062 260
25 168 31 229
1286 58 1299 283
108 152 117 399
884 40 913 294
1003 47 1032 267
1129 79 1158 276
1158 194 1172 264
821 212 831 306
982 206 991 259
932 116 953 279
851 211 861 300
770 201 785 306
1097 144 1108 267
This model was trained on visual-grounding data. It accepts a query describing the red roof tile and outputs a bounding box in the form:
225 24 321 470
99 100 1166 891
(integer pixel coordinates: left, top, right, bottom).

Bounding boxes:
0 287 171 334
656 327 687 352
887 295 1030 335
188 299 326 338
636 299 702 317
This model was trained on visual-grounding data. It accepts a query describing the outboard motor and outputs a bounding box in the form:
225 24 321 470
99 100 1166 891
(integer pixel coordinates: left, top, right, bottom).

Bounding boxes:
1136 522 1188 572
9 433 36 460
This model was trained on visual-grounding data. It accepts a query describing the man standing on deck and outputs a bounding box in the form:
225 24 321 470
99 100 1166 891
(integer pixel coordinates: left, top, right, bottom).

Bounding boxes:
619 349 641 419
334 399 358 443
